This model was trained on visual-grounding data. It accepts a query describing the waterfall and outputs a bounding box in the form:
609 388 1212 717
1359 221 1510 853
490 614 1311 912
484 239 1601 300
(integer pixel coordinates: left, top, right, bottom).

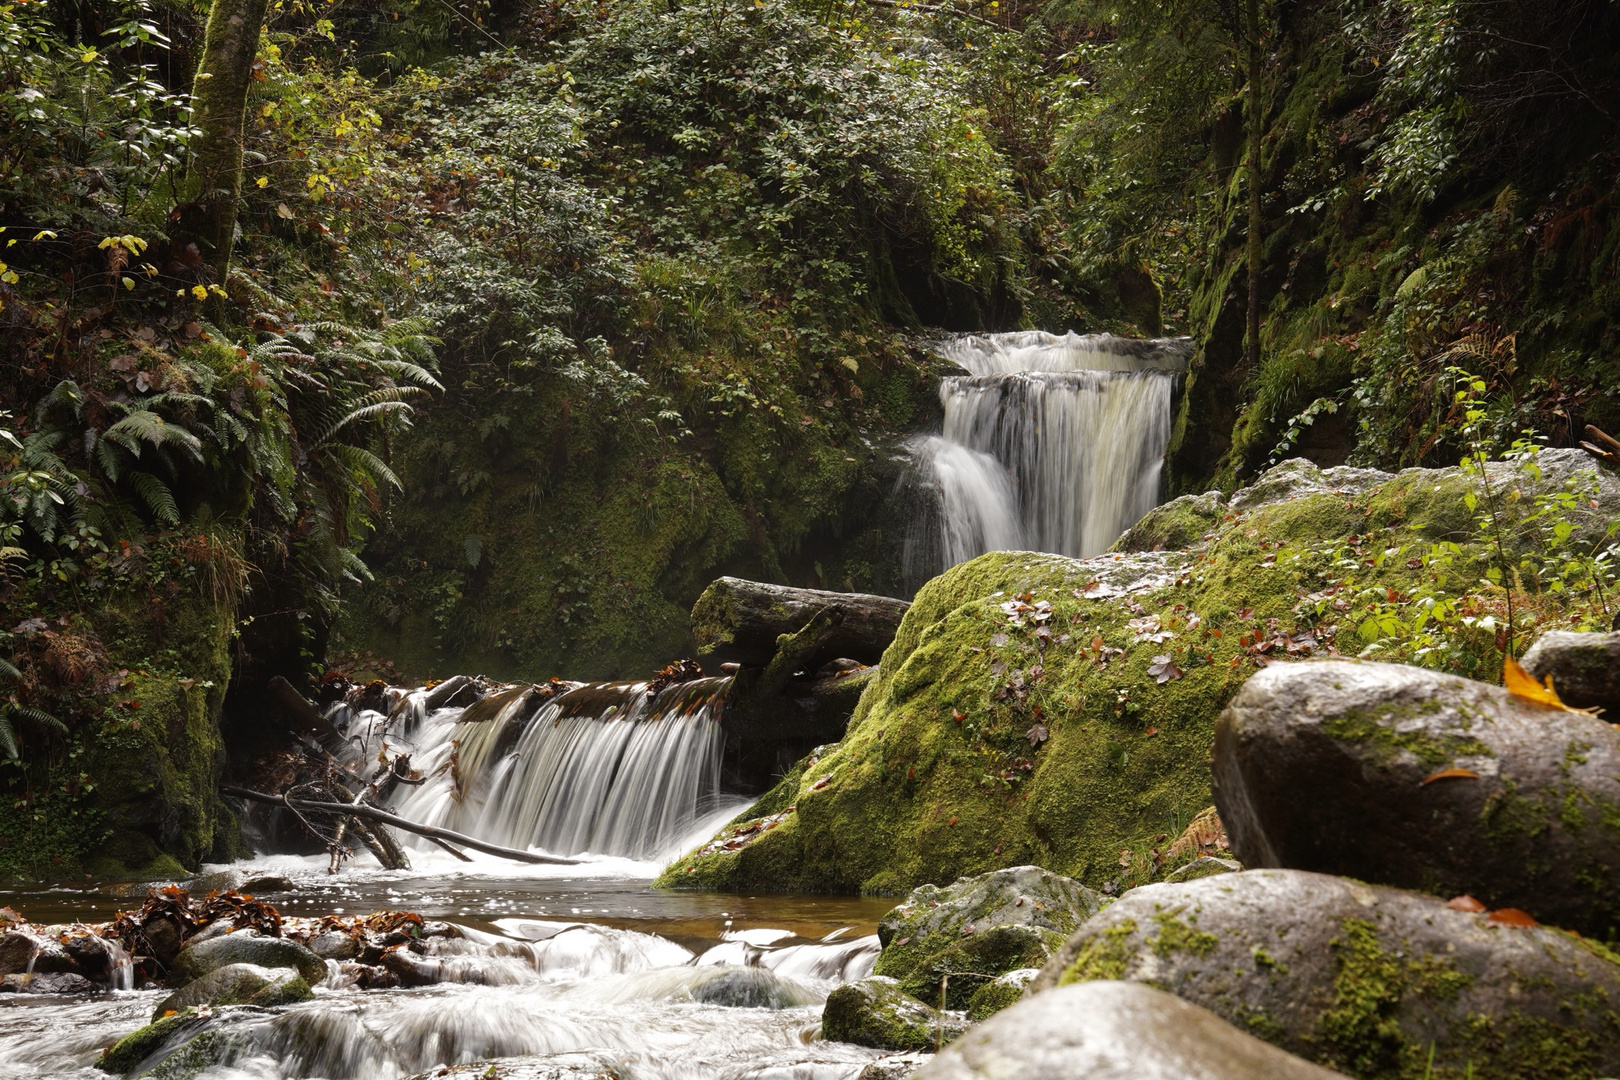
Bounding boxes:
370 678 735 861
904 330 1191 583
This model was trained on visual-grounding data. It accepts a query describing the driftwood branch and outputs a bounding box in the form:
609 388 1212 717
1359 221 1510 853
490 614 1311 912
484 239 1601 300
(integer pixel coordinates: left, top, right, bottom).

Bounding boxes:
221 785 578 865
691 577 910 669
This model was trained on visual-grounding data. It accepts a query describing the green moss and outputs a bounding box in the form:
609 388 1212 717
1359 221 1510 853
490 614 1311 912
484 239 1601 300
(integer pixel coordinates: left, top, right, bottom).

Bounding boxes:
99 1010 205 1074
1060 919 1140 984
821 979 958 1052
966 977 1028 1021
1149 908 1219 958
1321 703 1494 770
889 924 1064 1009
1312 918 1474 1079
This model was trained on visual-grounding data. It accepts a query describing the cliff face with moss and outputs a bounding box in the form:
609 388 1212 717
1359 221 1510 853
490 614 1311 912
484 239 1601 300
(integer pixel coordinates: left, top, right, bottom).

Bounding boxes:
662 449 1620 895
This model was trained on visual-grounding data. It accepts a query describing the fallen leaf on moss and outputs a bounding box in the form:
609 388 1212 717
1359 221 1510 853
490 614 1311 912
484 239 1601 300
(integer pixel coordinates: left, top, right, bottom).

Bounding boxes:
1447 895 1487 912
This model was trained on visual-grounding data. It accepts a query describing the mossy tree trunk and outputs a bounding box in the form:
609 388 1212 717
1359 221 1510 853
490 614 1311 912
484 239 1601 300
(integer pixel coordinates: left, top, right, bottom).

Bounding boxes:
185 0 270 281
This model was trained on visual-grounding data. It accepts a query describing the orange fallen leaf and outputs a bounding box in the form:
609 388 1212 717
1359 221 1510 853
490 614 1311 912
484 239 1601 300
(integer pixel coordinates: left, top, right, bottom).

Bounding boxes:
1421 767 1481 785
947 815 958 825
1486 907 1539 928
1504 654 1602 714
1447 895 1487 912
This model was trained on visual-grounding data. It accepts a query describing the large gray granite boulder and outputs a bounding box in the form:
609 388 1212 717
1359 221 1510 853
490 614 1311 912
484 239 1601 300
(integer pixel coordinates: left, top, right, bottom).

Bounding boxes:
1212 658 1620 937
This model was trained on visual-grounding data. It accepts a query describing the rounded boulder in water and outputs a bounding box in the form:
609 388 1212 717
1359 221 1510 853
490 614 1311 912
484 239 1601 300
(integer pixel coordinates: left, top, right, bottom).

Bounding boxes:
687 966 819 1009
821 976 967 1052
913 981 1348 1080
1033 869 1620 1079
171 930 326 988
152 962 311 1021
873 866 1101 1009
1212 658 1620 938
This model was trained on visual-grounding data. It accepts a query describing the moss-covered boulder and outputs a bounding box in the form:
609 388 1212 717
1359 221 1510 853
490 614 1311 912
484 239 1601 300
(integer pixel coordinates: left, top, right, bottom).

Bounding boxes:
99 1009 209 1075
1213 659 1620 938
872 866 1101 1009
1034 870 1620 1080
915 980 1349 1079
963 967 1038 1021
170 931 326 988
660 450 1620 896
821 976 968 1051
152 963 311 1021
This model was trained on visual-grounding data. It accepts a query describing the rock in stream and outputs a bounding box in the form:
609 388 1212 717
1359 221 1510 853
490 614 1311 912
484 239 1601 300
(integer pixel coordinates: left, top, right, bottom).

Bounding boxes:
1033 869 1620 1079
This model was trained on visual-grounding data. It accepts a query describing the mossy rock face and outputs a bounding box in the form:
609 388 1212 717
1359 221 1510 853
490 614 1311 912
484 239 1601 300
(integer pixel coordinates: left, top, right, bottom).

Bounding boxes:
915 980 1349 1079
170 931 326 988
152 963 311 1022
1214 659 1620 939
1034 870 1620 1080
99 1009 208 1075
661 450 1620 897
821 976 967 1052
872 866 1101 1008
964 967 1038 1021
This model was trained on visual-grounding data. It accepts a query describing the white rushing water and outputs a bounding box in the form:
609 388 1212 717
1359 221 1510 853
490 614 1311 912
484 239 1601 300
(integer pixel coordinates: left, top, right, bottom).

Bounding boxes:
337 677 743 863
903 330 1191 583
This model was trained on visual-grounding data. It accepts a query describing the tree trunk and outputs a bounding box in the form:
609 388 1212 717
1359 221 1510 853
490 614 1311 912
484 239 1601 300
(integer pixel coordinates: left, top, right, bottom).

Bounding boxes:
185 0 270 281
690 577 910 670
1245 0 1263 374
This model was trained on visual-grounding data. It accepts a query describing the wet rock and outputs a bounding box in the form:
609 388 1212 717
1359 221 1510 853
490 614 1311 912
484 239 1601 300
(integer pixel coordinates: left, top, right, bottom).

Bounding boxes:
1162 855 1241 883
152 962 311 1020
822 976 967 1052
238 874 295 895
1522 630 1620 716
856 1052 932 1080
99 1009 210 1075
0 929 83 976
0 970 98 993
964 967 1037 1021
1034 869 1620 1079
873 866 1102 1009
307 930 359 962
379 944 443 986
171 930 325 988
688 966 820 1009
1212 658 1620 937
138 915 185 967
914 980 1348 1080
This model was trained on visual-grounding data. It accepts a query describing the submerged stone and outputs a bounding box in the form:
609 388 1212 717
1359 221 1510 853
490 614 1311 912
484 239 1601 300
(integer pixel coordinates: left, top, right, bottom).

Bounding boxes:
171 930 326 988
821 976 968 1052
1213 658 1620 937
687 966 820 1009
1035 869 1620 1079
152 962 310 1020
914 980 1348 1079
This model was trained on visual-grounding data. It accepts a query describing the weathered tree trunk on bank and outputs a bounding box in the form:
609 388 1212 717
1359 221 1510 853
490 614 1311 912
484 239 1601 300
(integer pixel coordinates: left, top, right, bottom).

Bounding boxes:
186 0 270 280
690 577 910 670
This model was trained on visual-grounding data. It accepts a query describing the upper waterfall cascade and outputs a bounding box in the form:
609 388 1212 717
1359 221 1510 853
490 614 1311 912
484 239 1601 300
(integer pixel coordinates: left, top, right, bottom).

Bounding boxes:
904 330 1192 582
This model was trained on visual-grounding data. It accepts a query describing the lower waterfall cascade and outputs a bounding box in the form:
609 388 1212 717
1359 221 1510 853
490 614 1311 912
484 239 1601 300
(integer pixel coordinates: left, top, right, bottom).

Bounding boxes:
332 677 744 862
903 330 1192 583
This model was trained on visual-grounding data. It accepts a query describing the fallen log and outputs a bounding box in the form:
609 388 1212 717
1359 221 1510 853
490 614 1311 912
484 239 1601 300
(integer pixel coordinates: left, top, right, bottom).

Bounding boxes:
690 577 910 669
220 785 578 866
268 676 349 757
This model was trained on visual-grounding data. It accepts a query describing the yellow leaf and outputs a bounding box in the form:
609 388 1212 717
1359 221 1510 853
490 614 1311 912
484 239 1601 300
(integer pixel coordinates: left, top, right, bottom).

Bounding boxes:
256 177 268 188
190 285 208 301
121 277 134 290
1504 654 1602 715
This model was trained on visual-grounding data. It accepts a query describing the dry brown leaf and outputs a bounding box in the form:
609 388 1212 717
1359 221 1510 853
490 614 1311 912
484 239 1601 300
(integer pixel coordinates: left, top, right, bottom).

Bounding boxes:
1447 895 1486 912
1485 907 1539 928
1421 767 1481 785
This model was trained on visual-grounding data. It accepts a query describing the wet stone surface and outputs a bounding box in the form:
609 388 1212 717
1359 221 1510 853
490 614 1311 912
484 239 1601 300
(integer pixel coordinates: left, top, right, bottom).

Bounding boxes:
1034 869 1620 1079
1212 658 1620 938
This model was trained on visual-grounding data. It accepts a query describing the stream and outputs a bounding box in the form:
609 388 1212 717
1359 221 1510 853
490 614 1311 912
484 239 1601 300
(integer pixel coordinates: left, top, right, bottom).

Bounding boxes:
0 846 904 1080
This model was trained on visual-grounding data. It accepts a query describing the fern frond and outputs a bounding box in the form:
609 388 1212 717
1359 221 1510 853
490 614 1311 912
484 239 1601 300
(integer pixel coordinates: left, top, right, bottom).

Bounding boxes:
337 547 374 583
306 397 417 448
0 657 20 680
103 411 204 460
129 470 180 524
0 712 14 758
319 443 402 490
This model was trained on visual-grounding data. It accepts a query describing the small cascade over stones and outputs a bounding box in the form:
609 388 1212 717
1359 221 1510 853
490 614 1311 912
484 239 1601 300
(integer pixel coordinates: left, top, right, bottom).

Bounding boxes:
903 330 1192 584
338 676 739 861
